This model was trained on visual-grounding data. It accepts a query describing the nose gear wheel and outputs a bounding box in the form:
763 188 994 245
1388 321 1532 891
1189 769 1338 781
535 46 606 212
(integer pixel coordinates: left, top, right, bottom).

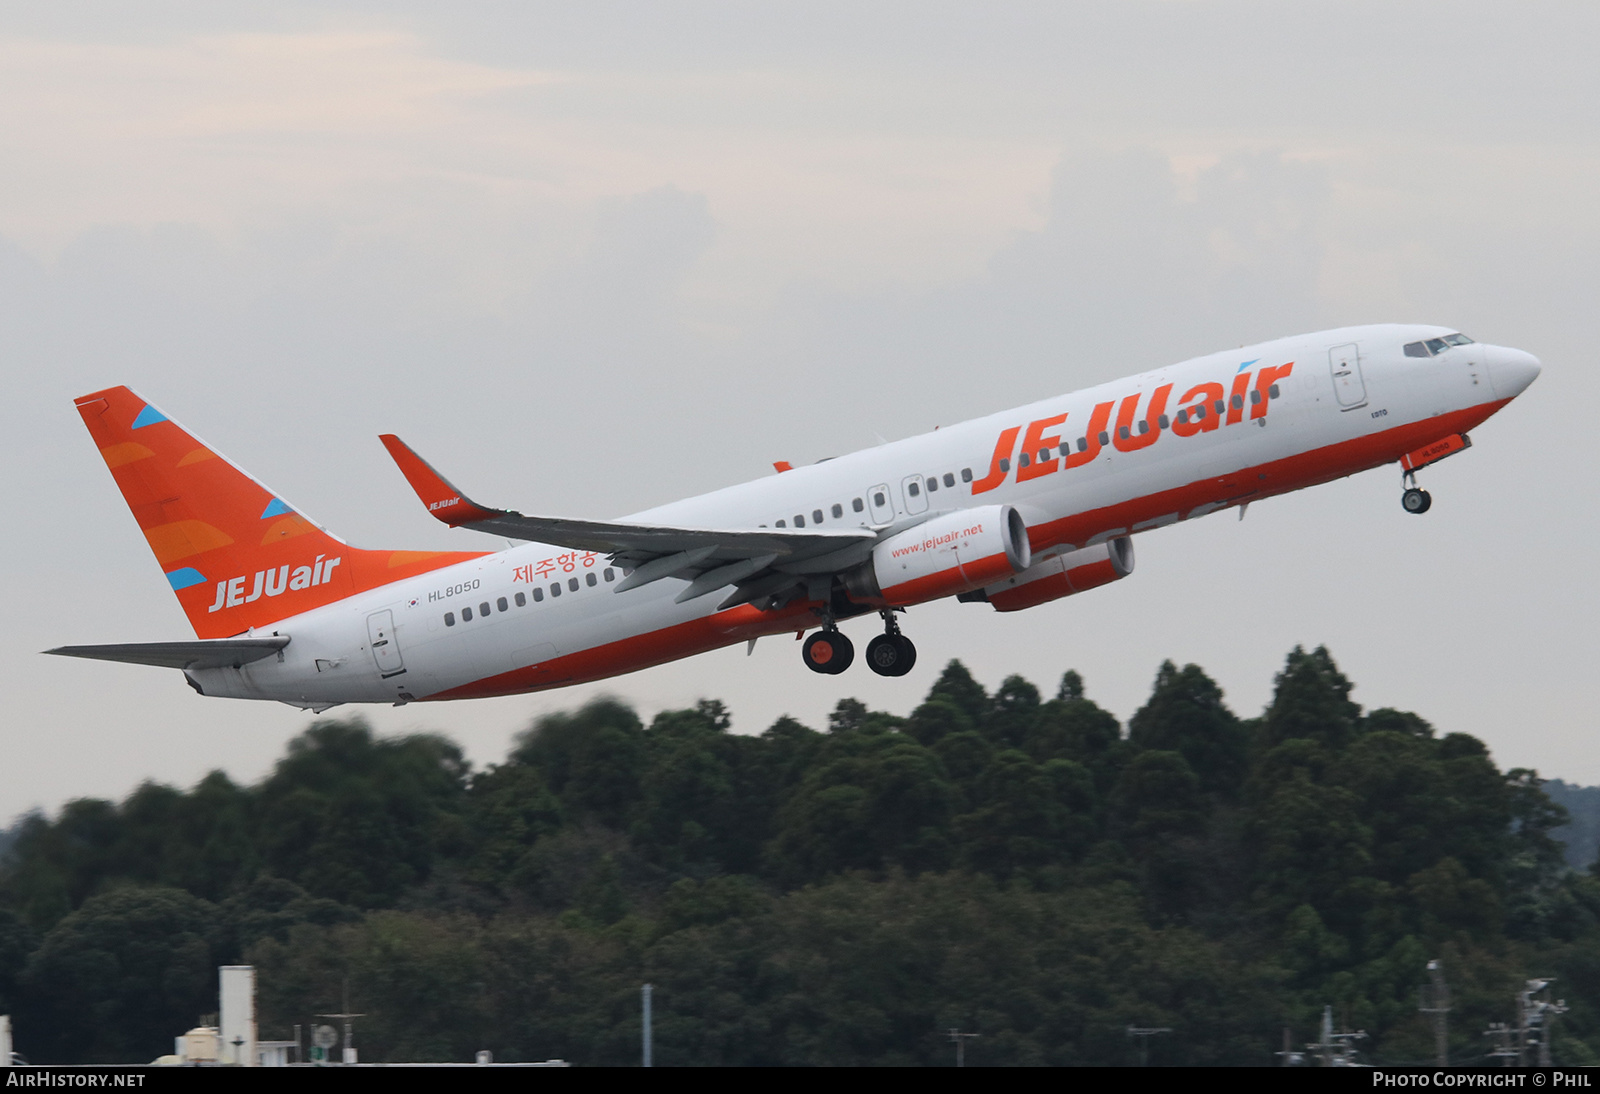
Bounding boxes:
1400 469 1432 515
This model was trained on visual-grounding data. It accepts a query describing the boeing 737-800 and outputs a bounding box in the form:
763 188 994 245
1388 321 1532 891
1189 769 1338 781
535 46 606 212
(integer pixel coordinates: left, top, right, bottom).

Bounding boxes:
48 325 1539 711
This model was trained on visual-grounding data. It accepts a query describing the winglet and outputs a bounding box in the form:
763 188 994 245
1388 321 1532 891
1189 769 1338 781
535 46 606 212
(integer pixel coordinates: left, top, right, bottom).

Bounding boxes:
379 434 504 527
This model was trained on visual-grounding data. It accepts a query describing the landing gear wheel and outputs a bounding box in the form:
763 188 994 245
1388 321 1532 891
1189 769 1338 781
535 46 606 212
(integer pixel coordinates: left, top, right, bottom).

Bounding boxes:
866 633 913 676
864 608 917 677
803 630 854 674
1402 487 1432 514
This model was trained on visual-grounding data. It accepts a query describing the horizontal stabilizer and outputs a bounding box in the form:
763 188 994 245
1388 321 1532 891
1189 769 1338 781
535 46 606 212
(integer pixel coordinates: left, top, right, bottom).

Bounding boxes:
45 635 290 671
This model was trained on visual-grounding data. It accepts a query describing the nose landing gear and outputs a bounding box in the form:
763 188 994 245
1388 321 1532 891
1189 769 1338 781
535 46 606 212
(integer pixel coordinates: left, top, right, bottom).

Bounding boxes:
1401 470 1432 515
865 610 917 677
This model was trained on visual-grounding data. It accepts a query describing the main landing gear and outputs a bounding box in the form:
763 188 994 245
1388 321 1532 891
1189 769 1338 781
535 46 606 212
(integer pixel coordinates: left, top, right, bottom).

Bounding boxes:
801 610 918 676
865 610 916 678
1401 470 1433 515
802 626 854 675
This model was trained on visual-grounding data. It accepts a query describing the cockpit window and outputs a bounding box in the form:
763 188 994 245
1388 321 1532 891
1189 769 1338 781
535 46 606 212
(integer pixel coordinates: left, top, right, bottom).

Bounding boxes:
1405 333 1474 358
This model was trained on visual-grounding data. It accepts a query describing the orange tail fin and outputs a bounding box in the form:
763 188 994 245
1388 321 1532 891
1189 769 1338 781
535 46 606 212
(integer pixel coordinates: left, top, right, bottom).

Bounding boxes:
76 387 486 638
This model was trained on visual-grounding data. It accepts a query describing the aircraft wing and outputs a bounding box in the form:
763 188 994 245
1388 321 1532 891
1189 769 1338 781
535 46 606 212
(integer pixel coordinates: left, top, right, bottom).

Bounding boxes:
379 435 879 609
45 636 290 671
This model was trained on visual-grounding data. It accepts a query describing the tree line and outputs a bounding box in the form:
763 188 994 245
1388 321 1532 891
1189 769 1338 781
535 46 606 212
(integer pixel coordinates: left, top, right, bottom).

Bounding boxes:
1 646 1597 1065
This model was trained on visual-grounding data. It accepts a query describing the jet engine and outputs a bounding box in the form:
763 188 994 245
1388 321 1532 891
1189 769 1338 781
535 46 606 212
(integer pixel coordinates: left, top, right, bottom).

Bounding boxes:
964 536 1134 612
842 504 1030 607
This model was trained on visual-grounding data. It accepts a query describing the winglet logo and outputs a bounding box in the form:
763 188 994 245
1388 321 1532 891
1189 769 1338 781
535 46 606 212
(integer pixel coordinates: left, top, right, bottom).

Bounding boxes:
208 555 342 612
427 497 462 512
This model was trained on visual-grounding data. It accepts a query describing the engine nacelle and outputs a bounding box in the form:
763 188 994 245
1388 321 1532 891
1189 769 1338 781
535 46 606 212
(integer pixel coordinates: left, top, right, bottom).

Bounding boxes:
971 536 1134 612
843 504 1031 607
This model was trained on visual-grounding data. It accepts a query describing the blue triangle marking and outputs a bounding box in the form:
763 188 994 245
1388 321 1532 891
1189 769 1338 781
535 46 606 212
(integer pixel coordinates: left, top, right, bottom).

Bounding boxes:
1237 359 1259 372
165 567 207 591
260 498 293 519
131 404 169 429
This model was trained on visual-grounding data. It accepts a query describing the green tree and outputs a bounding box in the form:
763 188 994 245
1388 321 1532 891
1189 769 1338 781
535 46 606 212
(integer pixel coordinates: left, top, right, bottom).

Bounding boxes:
21 887 218 1063
512 698 645 828
1128 661 1247 797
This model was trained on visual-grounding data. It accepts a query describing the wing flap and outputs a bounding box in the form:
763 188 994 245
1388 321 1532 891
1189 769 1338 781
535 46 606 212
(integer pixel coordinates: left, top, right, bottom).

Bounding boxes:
45 636 290 670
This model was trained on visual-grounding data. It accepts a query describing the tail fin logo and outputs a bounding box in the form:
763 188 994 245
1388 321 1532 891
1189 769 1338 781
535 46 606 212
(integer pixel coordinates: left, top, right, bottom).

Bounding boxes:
207 555 342 612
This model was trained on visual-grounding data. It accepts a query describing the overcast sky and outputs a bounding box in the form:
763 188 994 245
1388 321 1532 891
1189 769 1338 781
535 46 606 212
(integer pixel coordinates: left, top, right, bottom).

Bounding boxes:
3 1 1597 823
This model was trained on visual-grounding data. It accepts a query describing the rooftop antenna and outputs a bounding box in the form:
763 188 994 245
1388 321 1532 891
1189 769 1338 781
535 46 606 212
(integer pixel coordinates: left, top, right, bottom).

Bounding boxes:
316 978 365 1065
946 1028 980 1067
1126 1025 1171 1067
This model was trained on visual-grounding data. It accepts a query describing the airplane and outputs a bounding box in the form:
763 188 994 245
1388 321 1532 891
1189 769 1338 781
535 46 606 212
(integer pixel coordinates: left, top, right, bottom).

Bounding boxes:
48 324 1540 711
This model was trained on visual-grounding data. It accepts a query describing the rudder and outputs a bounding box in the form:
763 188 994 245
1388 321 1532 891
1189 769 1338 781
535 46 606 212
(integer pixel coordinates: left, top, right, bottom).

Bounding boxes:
77 386 486 638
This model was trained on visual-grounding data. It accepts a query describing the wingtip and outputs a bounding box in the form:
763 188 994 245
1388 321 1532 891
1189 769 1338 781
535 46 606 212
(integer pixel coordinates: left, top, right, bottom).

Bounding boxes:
379 433 501 527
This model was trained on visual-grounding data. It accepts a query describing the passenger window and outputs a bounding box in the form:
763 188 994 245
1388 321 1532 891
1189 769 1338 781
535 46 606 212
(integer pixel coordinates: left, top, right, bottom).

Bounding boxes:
568 577 580 592
1194 405 1207 420
813 508 824 523
1035 449 1048 463
445 612 456 626
874 491 887 506
776 519 786 527
1158 415 1170 429
926 478 937 492
943 473 955 488
533 587 544 602
1137 420 1150 435
852 497 864 512
1270 384 1281 399
1018 452 1031 468
1213 400 1225 415
832 503 843 518
550 583 561 598
1230 394 1243 409
462 606 473 621
1097 431 1110 446
480 601 491 616
586 572 597 587
604 567 615 581
1118 426 1130 440
794 514 805 527
497 597 508 612
960 468 973 483
998 458 1010 472
907 482 920 497
1250 390 1262 405
1176 410 1188 424
514 592 526 607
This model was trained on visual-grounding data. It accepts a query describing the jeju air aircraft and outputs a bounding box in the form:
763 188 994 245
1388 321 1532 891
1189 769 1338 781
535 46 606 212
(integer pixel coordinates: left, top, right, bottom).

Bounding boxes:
49 325 1539 711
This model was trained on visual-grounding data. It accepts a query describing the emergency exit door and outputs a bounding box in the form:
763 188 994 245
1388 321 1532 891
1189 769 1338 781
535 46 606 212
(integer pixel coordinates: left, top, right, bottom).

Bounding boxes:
1329 343 1367 409
367 610 406 678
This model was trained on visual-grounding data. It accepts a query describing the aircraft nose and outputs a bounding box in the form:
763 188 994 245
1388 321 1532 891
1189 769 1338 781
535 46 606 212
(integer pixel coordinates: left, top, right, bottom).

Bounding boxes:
1485 344 1541 399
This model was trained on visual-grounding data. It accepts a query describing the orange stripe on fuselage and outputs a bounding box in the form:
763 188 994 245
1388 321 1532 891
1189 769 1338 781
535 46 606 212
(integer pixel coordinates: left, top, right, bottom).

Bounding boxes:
428 399 1511 701
1023 399 1510 556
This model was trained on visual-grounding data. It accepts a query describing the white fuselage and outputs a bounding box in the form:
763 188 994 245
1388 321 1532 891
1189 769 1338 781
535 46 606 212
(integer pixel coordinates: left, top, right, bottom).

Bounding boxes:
188 324 1535 709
